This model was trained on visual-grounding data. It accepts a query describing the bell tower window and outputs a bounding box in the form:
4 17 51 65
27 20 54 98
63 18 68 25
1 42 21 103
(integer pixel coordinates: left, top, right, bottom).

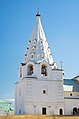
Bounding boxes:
41 65 47 76
27 64 33 75
31 54 33 58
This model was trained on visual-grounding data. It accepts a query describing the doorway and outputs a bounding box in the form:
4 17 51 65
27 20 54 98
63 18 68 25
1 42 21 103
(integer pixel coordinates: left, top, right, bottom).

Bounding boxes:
73 107 77 115
59 108 63 115
42 107 46 115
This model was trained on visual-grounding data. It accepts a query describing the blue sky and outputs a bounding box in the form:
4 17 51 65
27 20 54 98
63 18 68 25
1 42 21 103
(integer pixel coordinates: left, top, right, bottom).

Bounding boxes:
0 0 79 99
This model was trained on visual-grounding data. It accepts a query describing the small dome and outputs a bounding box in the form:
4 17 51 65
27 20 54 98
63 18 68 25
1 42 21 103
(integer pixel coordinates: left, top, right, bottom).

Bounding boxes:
36 11 41 17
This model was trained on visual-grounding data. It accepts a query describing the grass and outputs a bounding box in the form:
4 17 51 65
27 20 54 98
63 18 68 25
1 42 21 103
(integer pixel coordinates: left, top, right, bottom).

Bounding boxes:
0 115 79 119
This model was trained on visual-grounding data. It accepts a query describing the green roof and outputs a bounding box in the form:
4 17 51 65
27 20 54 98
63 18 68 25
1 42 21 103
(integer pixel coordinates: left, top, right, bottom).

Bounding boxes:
0 99 13 111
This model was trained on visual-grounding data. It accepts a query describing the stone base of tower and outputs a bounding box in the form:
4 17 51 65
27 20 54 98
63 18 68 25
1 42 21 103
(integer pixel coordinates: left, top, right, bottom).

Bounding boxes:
23 103 64 115
15 78 64 115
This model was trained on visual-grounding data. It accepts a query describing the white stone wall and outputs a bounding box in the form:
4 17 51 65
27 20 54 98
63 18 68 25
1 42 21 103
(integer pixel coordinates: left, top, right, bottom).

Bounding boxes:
52 70 63 80
15 79 27 114
15 77 64 115
64 98 79 115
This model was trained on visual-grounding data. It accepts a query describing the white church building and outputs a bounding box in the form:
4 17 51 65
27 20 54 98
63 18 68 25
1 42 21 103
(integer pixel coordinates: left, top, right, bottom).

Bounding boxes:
15 11 79 115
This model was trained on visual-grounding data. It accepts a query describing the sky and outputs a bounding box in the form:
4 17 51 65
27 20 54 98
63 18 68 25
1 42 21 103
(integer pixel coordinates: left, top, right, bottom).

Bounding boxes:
0 0 79 99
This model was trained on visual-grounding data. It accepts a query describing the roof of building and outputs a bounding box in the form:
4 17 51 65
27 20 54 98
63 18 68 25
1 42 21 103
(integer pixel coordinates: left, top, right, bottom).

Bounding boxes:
72 75 79 81
0 99 13 112
64 78 79 92
22 11 57 69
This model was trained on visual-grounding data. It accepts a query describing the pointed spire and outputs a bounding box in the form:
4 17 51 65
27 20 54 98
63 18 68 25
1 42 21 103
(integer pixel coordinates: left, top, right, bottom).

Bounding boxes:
23 11 57 69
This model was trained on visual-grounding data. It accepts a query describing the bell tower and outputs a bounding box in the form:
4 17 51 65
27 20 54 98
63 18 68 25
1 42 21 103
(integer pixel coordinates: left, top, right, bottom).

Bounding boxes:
15 11 64 115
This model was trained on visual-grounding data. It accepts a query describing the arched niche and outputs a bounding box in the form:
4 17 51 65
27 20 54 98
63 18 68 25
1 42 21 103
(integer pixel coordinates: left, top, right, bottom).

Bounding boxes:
33 39 37 45
41 64 47 76
73 107 78 115
32 46 36 52
27 64 33 76
59 108 63 115
31 53 35 59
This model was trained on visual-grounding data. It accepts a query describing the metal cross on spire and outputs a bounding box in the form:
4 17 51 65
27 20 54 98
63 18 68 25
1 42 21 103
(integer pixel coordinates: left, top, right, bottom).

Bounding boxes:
60 61 63 70
36 8 41 17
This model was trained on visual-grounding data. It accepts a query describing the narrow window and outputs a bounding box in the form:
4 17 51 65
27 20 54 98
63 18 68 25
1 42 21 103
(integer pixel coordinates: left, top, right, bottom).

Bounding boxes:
43 90 46 94
31 52 35 58
70 93 72 96
31 54 34 58
19 110 21 114
41 65 47 76
27 64 33 75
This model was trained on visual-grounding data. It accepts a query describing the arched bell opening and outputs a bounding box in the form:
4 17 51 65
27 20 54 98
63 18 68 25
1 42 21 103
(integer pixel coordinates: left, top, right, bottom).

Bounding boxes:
27 64 33 76
41 64 47 76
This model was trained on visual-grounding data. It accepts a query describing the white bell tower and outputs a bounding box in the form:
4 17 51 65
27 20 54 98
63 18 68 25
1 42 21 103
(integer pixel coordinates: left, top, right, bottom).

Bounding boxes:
15 11 64 115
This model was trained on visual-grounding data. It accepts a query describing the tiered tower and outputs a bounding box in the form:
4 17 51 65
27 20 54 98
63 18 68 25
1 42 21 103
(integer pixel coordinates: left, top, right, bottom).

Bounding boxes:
22 11 57 68
15 11 64 115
